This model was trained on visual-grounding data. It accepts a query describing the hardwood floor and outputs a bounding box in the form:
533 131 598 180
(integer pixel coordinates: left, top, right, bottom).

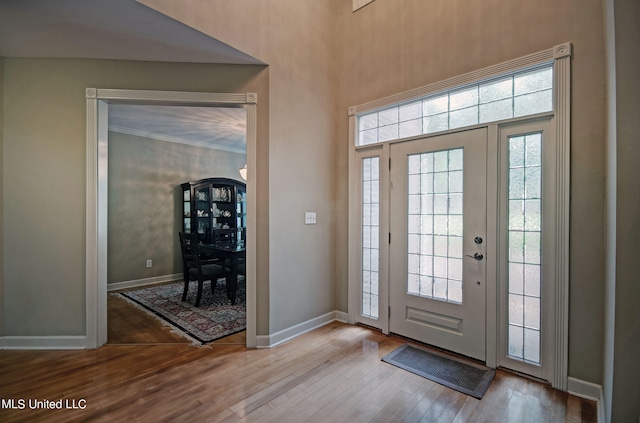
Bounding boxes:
0 322 596 422
107 293 191 344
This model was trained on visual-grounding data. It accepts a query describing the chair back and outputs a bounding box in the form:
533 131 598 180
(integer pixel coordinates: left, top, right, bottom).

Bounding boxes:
179 232 201 270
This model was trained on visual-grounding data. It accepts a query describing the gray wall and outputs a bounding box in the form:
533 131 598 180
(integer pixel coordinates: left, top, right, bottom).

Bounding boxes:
107 130 246 284
604 0 640 420
333 0 606 386
2 58 269 336
0 56 4 337
140 0 338 335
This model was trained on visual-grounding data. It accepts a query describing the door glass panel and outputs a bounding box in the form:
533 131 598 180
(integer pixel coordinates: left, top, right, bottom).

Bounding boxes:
362 157 380 319
406 148 464 304
507 133 542 364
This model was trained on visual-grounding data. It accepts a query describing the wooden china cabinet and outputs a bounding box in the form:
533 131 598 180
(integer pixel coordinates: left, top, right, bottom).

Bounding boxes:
181 178 246 244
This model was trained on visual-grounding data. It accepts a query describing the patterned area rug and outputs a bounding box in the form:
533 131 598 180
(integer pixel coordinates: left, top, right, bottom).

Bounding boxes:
116 278 245 344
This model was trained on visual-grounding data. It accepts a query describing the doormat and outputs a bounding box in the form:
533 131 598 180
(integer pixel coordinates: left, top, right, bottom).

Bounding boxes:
382 344 495 399
116 278 245 345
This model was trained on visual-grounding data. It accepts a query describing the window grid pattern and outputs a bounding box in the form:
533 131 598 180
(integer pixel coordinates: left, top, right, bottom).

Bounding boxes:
362 157 380 319
358 66 553 146
507 133 542 364
407 149 464 304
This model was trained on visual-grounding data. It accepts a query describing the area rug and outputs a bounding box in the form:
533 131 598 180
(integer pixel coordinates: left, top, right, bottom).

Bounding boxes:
382 344 495 399
116 278 245 344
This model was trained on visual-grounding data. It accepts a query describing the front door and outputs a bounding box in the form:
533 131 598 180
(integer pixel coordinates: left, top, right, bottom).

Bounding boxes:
389 128 487 361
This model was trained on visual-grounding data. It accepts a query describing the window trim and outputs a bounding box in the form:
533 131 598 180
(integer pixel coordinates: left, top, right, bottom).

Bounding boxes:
347 42 571 390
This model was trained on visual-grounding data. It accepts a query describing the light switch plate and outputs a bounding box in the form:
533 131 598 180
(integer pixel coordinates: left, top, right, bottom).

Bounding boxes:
305 212 317 225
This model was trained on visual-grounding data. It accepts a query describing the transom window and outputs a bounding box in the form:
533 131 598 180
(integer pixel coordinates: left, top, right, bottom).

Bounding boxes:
357 65 553 146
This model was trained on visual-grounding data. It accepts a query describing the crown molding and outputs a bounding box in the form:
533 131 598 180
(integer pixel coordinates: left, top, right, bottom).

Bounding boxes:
108 125 246 155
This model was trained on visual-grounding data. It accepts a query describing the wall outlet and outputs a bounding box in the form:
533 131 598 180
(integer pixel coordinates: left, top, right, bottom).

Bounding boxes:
305 212 317 225
146 259 152 268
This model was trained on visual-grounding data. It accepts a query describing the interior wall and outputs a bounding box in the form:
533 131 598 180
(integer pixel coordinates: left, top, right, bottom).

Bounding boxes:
2 58 268 336
107 131 246 284
139 0 338 334
0 56 4 338
607 0 640 420
603 0 617 418
333 0 606 386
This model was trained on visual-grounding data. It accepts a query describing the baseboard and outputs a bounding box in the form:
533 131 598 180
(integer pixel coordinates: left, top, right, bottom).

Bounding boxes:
568 377 604 423
107 273 182 292
256 310 343 349
1 336 87 350
335 310 349 323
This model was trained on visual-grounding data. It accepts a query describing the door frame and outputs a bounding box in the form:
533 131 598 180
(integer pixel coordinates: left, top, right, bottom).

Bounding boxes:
85 89 258 349
350 125 499 361
347 43 570 389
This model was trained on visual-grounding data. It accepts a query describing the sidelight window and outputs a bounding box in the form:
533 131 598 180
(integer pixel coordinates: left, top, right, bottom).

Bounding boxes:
361 157 380 319
507 133 542 364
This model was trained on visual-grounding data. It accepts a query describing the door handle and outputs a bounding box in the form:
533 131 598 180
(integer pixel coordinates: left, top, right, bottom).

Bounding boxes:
465 252 484 261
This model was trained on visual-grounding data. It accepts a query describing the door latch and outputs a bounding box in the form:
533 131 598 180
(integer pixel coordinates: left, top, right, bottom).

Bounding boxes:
465 252 484 261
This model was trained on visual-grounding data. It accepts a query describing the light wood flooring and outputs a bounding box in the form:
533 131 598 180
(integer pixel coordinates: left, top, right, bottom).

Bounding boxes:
0 318 596 422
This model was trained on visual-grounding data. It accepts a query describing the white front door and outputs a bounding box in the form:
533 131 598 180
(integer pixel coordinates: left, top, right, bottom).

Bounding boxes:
389 128 487 361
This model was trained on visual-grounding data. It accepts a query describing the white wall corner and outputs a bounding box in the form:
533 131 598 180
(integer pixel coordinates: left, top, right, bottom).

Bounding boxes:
256 311 347 349
568 377 604 422
2 336 87 350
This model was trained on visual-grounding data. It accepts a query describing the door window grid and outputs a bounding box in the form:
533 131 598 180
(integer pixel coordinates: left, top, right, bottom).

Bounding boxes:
507 133 542 364
358 66 553 146
407 149 464 304
362 157 380 319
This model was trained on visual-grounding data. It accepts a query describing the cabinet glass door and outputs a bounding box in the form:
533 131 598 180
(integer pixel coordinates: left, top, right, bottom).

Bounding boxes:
195 186 211 241
237 188 246 242
183 188 191 233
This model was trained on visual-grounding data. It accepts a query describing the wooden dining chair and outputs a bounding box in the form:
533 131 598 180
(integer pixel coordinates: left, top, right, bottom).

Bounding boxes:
179 232 226 307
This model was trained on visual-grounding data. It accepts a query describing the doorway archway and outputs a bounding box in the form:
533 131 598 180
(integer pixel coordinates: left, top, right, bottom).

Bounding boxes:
86 88 258 348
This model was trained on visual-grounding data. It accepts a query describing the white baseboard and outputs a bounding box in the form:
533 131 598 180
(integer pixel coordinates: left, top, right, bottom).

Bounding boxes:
568 377 604 423
335 310 349 323
107 273 182 292
1 336 87 350
256 311 344 349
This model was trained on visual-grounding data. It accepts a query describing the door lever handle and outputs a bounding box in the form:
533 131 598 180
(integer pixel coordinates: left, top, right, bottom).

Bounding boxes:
465 252 484 261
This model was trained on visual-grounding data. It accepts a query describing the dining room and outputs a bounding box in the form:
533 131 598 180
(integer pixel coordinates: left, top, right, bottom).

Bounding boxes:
105 103 249 346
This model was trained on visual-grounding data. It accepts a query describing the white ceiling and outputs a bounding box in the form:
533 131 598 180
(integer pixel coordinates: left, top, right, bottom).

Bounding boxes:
0 0 256 153
109 104 247 154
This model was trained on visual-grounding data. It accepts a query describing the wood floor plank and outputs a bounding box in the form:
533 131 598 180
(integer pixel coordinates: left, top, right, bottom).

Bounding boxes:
0 322 597 423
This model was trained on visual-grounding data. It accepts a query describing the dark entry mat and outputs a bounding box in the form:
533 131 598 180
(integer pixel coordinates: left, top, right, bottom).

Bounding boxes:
382 344 495 399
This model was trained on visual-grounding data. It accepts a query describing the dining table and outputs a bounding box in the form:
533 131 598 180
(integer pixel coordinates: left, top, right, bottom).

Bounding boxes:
199 240 245 305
